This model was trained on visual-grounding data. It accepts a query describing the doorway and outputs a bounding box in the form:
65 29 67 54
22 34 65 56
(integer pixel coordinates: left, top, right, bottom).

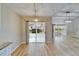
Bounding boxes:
28 22 45 43
53 24 67 42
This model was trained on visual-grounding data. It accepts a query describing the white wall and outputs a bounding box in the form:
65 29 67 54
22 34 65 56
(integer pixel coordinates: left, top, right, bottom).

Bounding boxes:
45 20 53 43
66 22 74 35
0 4 1 34
52 19 65 24
52 17 65 24
0 4 23 51
71 18 79 38
21 19 26 43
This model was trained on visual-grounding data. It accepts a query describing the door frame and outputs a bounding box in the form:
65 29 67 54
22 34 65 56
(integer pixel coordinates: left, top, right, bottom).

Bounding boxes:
26 21 46 44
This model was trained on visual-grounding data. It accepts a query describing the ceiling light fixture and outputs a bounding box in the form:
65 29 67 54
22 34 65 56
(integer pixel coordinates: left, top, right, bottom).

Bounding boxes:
64 11 72 23
34 18 38 22
33 3 38 22
64 20 72 23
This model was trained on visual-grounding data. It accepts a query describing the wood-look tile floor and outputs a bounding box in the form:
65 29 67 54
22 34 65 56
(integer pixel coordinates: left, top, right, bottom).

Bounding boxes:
11 36 79 56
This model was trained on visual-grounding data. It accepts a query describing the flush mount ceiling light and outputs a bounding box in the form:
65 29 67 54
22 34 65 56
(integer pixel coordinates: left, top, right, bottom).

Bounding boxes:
33 3 38 22
64 20 72 23
34 18 38 22
64 11 72 23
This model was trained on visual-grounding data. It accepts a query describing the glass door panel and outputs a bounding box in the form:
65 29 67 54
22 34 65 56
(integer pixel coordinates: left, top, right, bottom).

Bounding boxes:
36 22 45 42
28 22 45 43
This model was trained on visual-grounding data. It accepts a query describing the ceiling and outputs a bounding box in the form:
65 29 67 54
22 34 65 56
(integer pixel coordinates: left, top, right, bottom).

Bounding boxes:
3 3 79 21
